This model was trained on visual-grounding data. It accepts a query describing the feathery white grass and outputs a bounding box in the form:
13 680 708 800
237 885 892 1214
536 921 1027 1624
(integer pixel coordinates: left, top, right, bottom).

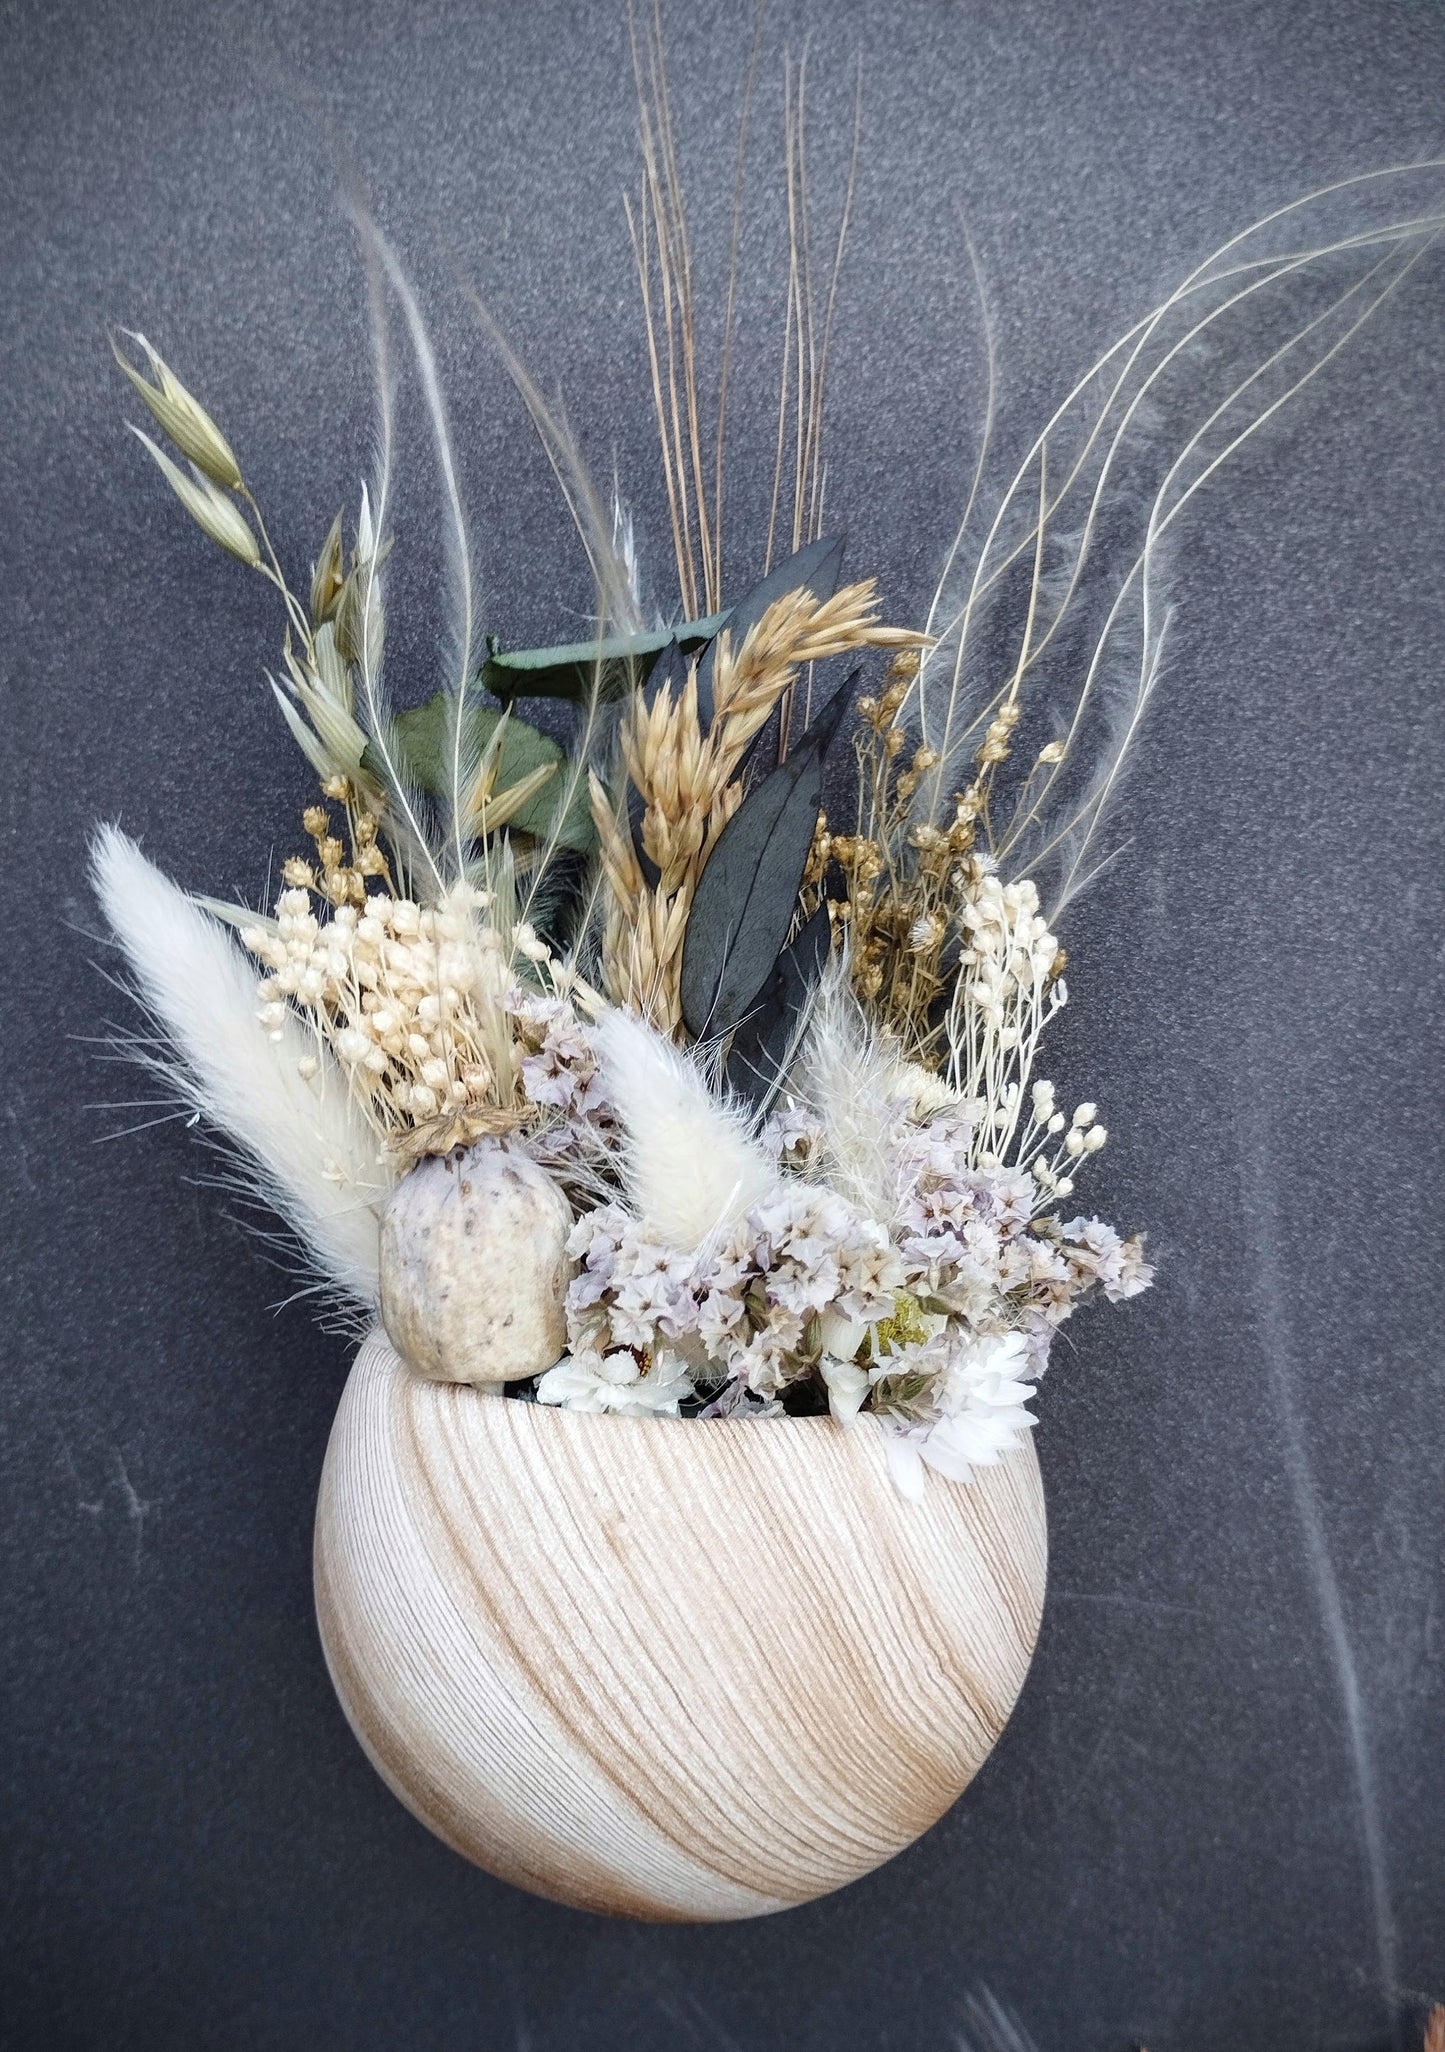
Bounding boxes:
92 825 389 1310
347 220 446 905
610 477 643 621
916 165 1445 917
955 1989 1042 2052
452 277 633 957
359 220 479 881
593 1008 777 1247
461 279 645 640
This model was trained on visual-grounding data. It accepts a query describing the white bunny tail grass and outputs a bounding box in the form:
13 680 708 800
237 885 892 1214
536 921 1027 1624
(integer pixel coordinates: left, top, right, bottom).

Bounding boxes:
788 956 915 1214
793 956 911 1220
593 1007 777 1248
91 825 390 1313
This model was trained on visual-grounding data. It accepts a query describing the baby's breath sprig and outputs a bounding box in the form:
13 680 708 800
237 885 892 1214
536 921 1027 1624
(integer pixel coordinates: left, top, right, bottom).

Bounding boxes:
942 863 1074 1181
242 870 554 1163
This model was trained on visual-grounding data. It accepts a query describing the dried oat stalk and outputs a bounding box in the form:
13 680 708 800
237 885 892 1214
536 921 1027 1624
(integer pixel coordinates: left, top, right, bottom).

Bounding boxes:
591 579 923 1032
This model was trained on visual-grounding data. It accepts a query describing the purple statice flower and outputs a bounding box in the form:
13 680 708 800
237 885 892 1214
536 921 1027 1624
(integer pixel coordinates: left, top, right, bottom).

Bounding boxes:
510 989 608 1117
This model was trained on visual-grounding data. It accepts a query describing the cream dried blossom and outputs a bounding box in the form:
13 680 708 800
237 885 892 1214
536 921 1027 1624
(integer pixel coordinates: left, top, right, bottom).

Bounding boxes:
878 1332 1041 1502
243 879 555 1158
535 1347 695 1416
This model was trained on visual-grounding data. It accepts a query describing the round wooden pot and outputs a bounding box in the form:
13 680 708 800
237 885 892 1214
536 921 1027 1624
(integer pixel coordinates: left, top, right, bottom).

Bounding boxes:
314 1332 1047 1921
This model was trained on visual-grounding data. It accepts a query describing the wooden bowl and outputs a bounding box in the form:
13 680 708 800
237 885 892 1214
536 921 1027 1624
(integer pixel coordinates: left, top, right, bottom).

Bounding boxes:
314 1332 1047 1921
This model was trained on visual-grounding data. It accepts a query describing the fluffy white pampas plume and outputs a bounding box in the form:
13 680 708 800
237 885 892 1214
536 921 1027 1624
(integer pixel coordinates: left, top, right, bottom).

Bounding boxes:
593 1009 778 1249
92 825 389 1311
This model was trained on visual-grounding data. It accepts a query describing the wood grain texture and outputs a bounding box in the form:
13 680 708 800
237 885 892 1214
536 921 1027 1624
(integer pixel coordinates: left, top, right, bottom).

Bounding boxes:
314 1333 1048 1921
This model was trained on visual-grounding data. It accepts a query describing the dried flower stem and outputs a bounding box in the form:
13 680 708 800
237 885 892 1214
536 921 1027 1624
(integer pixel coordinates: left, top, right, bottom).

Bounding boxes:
631 7 862 618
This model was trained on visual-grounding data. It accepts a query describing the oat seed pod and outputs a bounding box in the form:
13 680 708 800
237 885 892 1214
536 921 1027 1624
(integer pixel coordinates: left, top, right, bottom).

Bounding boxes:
310 511 346 626
127 425 260 566
111 330 243 489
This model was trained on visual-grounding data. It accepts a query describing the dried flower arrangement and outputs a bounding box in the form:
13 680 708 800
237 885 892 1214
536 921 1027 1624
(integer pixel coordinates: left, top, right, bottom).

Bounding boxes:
97 346 1147 1486
90 17 1445 1918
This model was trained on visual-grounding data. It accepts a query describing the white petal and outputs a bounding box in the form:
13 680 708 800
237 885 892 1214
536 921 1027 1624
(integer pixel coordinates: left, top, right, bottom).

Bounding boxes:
884 1431 927 1502
821 1354 871 1426
819 1310 867 1361
918 1434 975 1483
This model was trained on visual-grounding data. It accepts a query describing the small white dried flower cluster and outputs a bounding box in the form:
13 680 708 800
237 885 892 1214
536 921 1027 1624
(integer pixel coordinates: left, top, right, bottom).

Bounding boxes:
536 1082 1151 1480
877 1331 1043 1501
958 869 1062 1024
944 862 1069 1173
243 883 551 1139
527 1342 695 1417
1016 1080 1107 1200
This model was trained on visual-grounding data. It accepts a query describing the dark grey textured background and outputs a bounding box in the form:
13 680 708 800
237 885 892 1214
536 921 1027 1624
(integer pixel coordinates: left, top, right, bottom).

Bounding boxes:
3 1 1444 2048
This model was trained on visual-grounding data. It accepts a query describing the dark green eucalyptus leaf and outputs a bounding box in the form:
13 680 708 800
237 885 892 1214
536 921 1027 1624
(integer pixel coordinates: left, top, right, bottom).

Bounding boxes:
481 614 727 703
679 685 852 1041
725 906 832 1114
695 535 846 732
738 653 856 784
366 692 596 853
